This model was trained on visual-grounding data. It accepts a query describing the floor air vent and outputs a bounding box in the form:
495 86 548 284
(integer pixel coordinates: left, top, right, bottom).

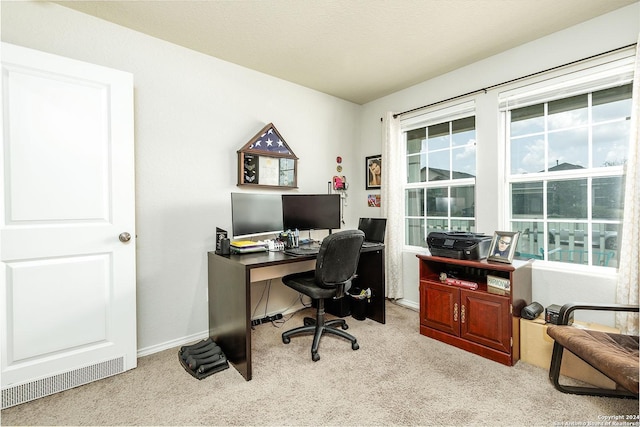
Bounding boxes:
2 357 124 409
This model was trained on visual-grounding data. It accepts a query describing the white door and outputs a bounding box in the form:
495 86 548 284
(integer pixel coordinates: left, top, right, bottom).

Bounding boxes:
1 43 136 408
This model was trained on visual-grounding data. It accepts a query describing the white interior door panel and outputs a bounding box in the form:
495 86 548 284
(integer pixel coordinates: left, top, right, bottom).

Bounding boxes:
1 42 136 409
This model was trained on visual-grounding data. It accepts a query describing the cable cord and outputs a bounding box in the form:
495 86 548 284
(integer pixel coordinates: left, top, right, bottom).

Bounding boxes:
268 293 310 328
250 280 271 329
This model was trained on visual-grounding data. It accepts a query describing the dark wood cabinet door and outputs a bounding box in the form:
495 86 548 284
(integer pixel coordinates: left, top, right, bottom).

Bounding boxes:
420 281 459 336
460 290 511 353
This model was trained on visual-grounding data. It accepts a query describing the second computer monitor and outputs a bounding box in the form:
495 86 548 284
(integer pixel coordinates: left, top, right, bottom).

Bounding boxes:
281 194 341 232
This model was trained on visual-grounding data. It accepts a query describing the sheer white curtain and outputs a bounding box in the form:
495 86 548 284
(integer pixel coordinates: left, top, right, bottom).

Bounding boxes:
616 36 640 335
381 112 403 299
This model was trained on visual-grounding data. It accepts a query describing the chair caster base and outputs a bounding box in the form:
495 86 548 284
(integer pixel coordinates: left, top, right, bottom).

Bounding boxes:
282 296 360 361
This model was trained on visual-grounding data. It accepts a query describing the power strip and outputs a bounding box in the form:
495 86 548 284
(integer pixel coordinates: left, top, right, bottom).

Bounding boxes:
251 313 283 326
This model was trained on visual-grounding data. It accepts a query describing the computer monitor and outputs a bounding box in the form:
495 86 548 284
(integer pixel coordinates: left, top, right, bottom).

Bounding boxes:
358 218 387 243
231 192 283 239
281 194 341 232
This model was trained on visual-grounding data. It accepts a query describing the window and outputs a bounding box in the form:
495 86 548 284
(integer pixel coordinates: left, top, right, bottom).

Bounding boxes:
502 58 633 268
403 102 477 247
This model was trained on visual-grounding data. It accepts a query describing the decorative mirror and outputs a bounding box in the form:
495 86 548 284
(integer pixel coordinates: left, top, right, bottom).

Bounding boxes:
237 123 298 188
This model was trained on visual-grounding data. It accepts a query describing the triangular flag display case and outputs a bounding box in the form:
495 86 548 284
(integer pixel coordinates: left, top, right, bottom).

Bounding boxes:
237 123 298 188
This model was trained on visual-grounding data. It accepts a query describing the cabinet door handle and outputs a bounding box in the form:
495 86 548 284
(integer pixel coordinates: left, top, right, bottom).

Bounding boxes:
461 304 466 324
453 303 458 322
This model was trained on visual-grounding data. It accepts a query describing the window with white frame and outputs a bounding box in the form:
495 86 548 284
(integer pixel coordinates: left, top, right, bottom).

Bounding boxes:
501 55 634 268
402 102 476 247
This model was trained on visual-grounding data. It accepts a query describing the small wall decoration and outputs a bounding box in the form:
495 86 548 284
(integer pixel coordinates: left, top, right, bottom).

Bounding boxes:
333 175 347 191
237 123 298 188
367 194 380 207
366 155 381 189
332 155 348 191
487 231 520 264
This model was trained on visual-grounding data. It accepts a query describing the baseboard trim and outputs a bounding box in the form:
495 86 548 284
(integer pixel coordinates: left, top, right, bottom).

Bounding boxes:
393 298 419 311
136 331 209 358
136 304 310 358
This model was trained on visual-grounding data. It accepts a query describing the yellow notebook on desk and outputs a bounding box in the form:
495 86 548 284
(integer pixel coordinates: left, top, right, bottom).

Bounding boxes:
231 240 260 248
230 240 268 254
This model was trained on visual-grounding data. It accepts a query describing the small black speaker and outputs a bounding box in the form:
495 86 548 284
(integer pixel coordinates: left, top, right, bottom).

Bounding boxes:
521 302 544 320
220 238 230 255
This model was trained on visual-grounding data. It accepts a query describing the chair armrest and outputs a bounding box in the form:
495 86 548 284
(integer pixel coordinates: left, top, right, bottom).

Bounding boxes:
558 303 639 325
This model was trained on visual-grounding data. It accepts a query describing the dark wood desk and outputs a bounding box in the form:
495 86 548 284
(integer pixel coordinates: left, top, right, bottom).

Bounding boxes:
207 245 385 380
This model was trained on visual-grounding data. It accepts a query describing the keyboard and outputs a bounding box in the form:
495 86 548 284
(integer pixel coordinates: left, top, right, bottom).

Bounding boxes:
284 246 320 256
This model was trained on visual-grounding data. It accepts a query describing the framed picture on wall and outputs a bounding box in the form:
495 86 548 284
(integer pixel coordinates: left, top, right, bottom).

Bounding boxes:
487 231 519 264
366 155 381 190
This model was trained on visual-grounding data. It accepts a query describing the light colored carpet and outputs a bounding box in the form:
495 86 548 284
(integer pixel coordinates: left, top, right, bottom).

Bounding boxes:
1 302 638 426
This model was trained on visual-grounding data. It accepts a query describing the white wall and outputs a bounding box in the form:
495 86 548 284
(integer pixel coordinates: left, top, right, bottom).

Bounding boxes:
1 1 361 354
356 3 640 326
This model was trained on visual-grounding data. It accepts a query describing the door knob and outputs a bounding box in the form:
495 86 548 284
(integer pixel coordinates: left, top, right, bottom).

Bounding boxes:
119 232 132 243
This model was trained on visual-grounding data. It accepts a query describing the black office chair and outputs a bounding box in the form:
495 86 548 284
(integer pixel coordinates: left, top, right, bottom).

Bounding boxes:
281 229 365 361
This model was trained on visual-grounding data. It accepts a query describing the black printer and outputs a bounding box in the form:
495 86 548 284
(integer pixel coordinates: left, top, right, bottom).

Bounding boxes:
427 231 492 260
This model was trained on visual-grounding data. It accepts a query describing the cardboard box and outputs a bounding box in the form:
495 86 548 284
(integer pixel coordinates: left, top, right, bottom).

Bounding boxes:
520 315 618 389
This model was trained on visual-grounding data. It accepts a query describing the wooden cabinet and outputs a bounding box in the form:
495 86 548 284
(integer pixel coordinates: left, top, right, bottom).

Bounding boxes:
417 255 533 366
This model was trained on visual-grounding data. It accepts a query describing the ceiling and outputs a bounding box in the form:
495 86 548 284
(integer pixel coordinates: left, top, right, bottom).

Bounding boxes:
55 0 636 104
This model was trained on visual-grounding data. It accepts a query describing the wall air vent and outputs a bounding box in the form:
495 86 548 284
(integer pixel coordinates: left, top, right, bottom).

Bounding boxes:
2 357 124 409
